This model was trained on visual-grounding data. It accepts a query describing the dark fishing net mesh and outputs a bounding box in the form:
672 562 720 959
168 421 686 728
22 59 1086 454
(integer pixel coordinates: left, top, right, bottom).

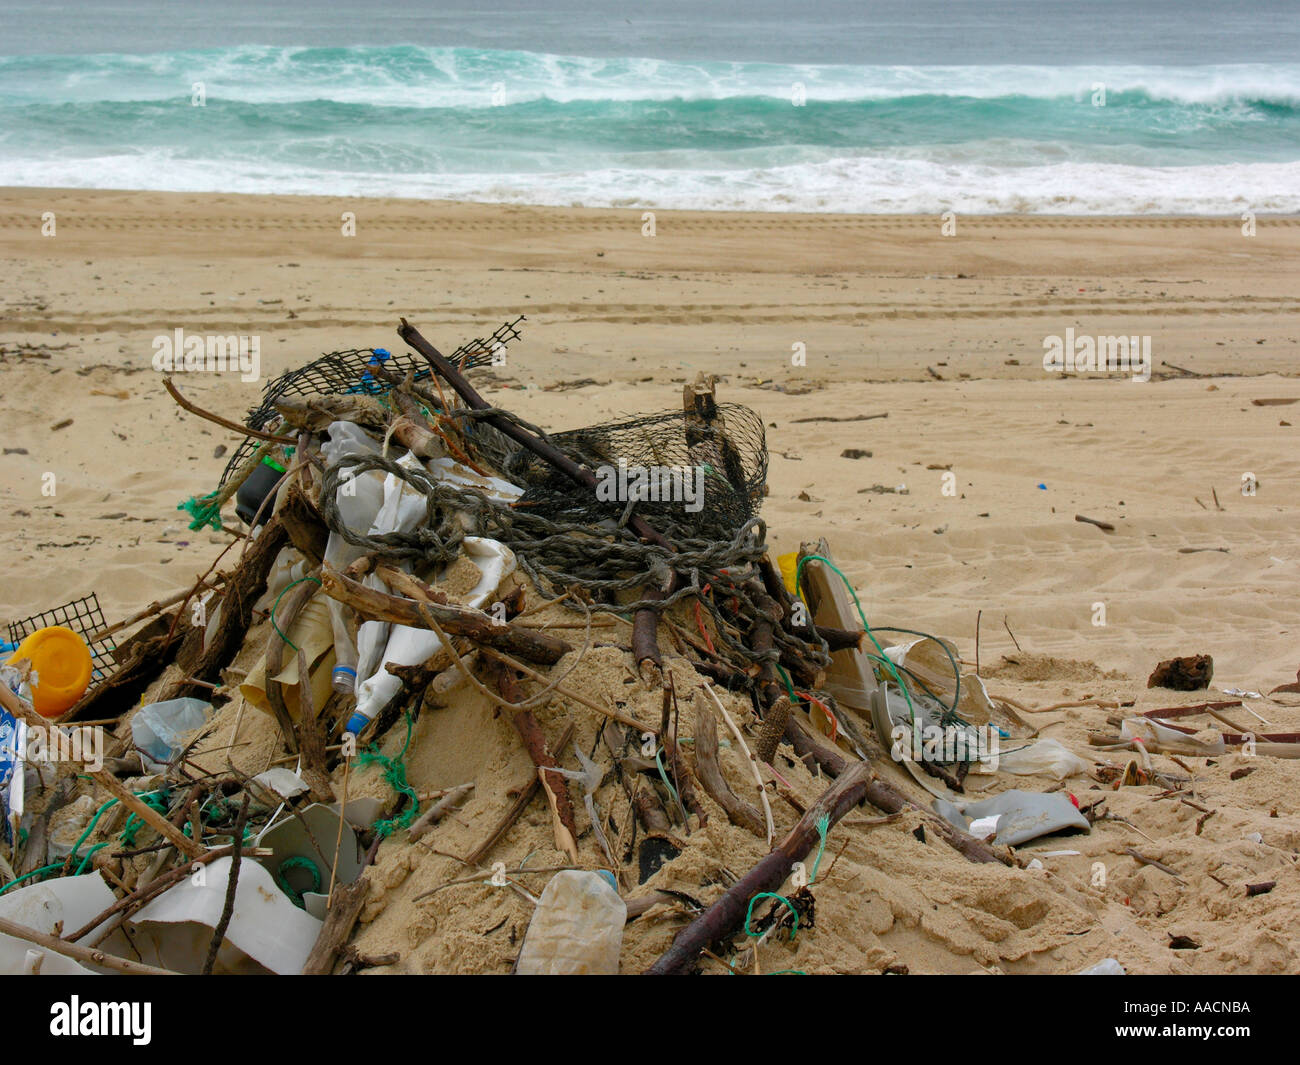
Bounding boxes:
217 317 526 489
498 402 768 542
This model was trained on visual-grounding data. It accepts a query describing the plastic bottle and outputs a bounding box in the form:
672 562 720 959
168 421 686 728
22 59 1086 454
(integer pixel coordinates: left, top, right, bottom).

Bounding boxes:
349 537 515 735
341 451 429 735
236 456 287 526
319 422 387 703
515 871 626 975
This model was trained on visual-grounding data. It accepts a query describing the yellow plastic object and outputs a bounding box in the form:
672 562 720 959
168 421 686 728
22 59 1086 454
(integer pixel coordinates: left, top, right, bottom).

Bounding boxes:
778 551 802 597
7 625 93 717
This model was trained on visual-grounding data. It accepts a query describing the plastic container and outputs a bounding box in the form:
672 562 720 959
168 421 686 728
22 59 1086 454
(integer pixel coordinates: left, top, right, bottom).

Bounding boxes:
131 697 212 771
6 626 93 718
347 537 515 735
995 738 1090 780
778 551 802 596
515 870 626 975
235 456 286 526
320 421 386 705
1077 958 1126 975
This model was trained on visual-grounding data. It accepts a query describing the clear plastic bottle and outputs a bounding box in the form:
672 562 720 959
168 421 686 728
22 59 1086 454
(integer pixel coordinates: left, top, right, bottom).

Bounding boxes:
319 422 386 707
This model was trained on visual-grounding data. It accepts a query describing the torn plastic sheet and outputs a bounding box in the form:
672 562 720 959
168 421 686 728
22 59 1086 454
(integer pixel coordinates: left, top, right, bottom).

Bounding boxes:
253 801 365 920
351 536 517 731
131 697 212 773
934 789 1090 846
0 871 120 975
883 636 998 727
1121 716 1225 756
995 738 1091 780
129 856 322 975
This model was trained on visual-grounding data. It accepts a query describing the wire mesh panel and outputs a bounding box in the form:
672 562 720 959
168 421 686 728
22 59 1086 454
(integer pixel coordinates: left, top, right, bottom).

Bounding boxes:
7 593 116 689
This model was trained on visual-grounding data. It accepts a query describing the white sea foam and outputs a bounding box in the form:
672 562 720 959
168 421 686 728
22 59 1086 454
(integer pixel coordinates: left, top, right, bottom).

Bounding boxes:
2 150 1295 214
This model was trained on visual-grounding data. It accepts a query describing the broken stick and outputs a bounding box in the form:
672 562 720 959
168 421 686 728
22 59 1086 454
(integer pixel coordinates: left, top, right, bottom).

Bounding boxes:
644 762 871 975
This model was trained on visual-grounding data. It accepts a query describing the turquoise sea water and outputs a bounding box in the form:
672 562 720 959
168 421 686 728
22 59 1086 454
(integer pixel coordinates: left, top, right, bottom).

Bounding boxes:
1 3 1297 213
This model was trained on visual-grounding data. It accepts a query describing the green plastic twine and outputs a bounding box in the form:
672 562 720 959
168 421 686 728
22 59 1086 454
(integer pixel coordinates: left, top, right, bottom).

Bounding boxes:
794 553 918 727
276 856 323 907
356 710 420 838
654 748 687 823
270 575 322 653
74 843 109 876
808 814 831 885
0 862 65 895
178 493 224 532
1 788 169 894
118 791 168 848
744 892 800 942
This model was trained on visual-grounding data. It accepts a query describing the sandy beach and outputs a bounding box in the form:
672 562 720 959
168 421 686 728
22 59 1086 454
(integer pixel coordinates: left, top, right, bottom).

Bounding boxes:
3 189 1297 679
2 188 1299 973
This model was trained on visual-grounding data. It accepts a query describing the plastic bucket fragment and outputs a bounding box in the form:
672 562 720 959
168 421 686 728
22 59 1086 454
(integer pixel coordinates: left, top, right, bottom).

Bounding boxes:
6 626 93 718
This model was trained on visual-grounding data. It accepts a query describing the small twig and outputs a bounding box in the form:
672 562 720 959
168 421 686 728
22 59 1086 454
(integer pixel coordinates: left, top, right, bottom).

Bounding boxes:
1125 846 1186 884
1003 616 1022 653
1074 514 1115 533
202 793 250 975
328 755 351 907
408 783 475 843
164 376 294 444
702 683 775 846
1099 811 1157 842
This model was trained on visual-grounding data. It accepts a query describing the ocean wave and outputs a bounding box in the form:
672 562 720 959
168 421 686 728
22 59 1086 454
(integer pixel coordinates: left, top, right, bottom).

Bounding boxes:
1 46 1299 109
2 44 1296 213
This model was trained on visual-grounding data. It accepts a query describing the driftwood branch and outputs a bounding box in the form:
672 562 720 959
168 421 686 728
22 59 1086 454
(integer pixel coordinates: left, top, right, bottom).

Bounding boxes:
464 724 575 866
702 685 774 845
0 915 179 976
604 728 673 836
485 658 579 863
784 715 1012 866
164 376 295 444
691 696 764 836
303 878 370 975
644 761 871 975
321 566 570 665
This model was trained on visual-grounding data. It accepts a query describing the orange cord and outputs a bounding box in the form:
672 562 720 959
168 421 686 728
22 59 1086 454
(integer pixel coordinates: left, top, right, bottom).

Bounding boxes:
694 583 716 654
798 690 838 744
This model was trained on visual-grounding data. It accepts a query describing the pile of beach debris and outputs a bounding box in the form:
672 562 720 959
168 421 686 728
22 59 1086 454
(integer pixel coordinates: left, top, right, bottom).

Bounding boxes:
17 316 1282 976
